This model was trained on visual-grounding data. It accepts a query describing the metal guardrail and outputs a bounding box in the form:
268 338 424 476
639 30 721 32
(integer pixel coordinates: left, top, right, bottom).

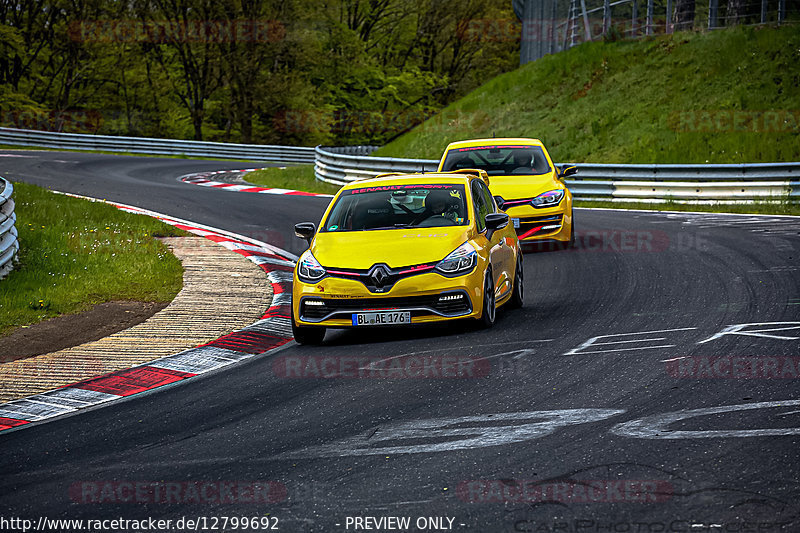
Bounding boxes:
570 162 800 202
0 177 19 280
0 128 795 203
314 146 800 203
0 127 315 163
315 145 438 186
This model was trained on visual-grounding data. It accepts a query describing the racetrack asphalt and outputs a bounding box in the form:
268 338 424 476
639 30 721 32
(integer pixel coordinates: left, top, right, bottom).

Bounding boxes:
0 150 799 532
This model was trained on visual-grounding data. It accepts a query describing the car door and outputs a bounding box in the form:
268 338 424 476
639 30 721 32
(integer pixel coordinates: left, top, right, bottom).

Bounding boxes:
471 179 507 298
479 179 514 298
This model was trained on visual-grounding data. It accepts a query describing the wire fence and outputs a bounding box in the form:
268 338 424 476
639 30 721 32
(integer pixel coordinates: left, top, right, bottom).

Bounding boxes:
0 177 19 281
514 0 799 62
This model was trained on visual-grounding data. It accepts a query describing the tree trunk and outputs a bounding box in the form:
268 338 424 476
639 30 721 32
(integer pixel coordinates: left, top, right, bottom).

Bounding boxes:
193 108 203 141
673 0 696 30
726 0 750 24
240 103 253 144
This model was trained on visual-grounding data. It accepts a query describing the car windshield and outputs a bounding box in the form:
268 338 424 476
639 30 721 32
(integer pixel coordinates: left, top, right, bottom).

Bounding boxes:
441 145 551 176
322 184 469 232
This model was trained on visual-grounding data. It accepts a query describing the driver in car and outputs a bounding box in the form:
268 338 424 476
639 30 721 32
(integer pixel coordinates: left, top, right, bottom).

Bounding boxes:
413 189 460 225
511 150 535 174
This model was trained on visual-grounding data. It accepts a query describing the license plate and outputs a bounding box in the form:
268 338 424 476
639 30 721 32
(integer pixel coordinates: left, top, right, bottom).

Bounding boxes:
352 311 411 326
512 218 520 229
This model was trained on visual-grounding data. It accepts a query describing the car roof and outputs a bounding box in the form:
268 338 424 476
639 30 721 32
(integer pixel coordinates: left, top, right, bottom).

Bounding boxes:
444 138 545 150
340 172 480 191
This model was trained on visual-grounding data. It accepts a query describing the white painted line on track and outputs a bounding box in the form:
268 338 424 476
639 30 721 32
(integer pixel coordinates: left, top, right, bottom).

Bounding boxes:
589 337 668 346
572 345 676 355
698 322 800 343
564 327 698 356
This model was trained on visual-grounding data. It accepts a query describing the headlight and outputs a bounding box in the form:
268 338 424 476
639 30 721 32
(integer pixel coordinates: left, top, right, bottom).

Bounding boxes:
532 189 565 207
297 251 326 282
435 242 477 276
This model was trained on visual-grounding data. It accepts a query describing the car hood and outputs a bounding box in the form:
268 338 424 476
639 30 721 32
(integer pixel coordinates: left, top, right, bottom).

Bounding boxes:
489 172 564 200
311 227 471 269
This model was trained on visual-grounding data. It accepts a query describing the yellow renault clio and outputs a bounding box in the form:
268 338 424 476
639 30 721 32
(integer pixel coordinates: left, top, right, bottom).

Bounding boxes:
291 171 523 344
438 138 576 248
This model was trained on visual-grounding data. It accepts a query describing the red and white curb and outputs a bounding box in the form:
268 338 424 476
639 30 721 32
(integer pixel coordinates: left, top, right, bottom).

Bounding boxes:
181 169 333 197
0 196 298 434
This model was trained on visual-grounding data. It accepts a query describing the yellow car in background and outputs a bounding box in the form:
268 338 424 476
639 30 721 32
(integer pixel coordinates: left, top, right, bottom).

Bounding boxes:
291 171 523 345
438 138 576 248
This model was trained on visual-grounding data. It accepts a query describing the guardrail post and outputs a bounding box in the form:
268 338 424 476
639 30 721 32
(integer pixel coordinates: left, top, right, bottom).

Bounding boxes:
761 0 768 22
632 0 639 37
778 0 785 23
580 0 592 41
0 177 19 281
603 0 611 34
646 0 654 35
666 0 673 32
708 0 719 29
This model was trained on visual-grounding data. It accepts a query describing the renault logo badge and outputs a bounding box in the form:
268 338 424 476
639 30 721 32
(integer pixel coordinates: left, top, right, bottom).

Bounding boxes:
371 266 388 287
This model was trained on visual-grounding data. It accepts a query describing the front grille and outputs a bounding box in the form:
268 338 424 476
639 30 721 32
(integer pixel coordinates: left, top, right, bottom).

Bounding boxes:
519 214 562 225
301 292 471 322
326 262 437 293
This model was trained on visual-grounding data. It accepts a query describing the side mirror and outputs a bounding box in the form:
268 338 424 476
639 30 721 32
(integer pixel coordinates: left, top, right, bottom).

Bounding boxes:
559 165 578 178
294 222 316 244
493 195 505 211
484 212 509 240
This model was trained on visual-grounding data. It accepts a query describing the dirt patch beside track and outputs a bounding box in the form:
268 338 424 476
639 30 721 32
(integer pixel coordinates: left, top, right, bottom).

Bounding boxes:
0 301 169 362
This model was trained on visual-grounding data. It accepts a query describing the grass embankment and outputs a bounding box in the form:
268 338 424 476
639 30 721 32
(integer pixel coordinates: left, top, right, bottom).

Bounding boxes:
245 165 340 195
377 25 800 164
0 182 187 336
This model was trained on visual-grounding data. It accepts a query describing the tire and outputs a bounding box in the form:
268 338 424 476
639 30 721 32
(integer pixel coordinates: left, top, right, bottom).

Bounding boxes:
509 254 524 309
291 305 325 345
477 268 497 328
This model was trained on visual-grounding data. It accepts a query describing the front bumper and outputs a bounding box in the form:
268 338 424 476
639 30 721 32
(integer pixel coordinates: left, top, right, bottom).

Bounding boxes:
292 270 484 327
507 203 572 242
